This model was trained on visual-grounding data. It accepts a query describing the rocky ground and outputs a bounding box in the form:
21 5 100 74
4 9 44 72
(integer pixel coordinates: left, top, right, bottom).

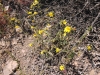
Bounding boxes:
0 0 100 75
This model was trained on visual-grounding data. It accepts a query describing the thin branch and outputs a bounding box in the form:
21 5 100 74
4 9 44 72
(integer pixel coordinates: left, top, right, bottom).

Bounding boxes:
90 2 100 10
79 12 100 42
74 0 90 17
91 12 100 27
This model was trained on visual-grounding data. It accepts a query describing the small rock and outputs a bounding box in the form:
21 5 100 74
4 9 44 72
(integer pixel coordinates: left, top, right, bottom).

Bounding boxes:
97 72 100 75
89 69 96 75
12 38 18 45
0 40 6 46
5 41 10 47
15 27 23 33
3 60 18 75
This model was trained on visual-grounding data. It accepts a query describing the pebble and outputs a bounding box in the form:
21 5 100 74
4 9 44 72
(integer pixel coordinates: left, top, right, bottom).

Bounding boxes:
3 60 18 75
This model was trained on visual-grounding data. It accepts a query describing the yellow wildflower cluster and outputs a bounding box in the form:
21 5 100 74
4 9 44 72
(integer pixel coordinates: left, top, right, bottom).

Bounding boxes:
41 50 47 55
30 0 39 8
60 20 67 25
56 48 60 53
33 11 38 15
33 33 37 37
87 45 92 50
64 26 72 33
32 29 45 37
63 32 67 37
27 11 32 15
29 43 33 47
59 65 65 71
27 11 38 16
48 11 54 18
15 25 20 29
31 26 35 29
10 17 16 21
10 17 20 23
38 30 44 35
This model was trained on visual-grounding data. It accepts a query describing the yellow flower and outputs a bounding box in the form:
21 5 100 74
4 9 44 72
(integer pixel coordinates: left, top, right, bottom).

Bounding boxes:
29 43 33 47
15 25 20 29
56 48 60 53
10 17 16 21
33 12 38 15
60 20 67 25
31 26 35 29
48 11 54 18
27 11 32 15
62 20 67 25
59 65 65 71
87 45 92 50
15 25 22 33
41 50 47 55
63 32 66 37
30 4 33 9
38 30 44 35
32 0 39 6
64 26 72 33
33 33 37 37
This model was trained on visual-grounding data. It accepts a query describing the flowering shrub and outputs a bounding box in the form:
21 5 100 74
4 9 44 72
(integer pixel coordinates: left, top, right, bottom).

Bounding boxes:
1 0 97 74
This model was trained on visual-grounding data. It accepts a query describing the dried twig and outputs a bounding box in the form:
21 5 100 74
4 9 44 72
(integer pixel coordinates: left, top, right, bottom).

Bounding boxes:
90 2 100 10
74 0 90 17
91 12 100 27
79 12 100 42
